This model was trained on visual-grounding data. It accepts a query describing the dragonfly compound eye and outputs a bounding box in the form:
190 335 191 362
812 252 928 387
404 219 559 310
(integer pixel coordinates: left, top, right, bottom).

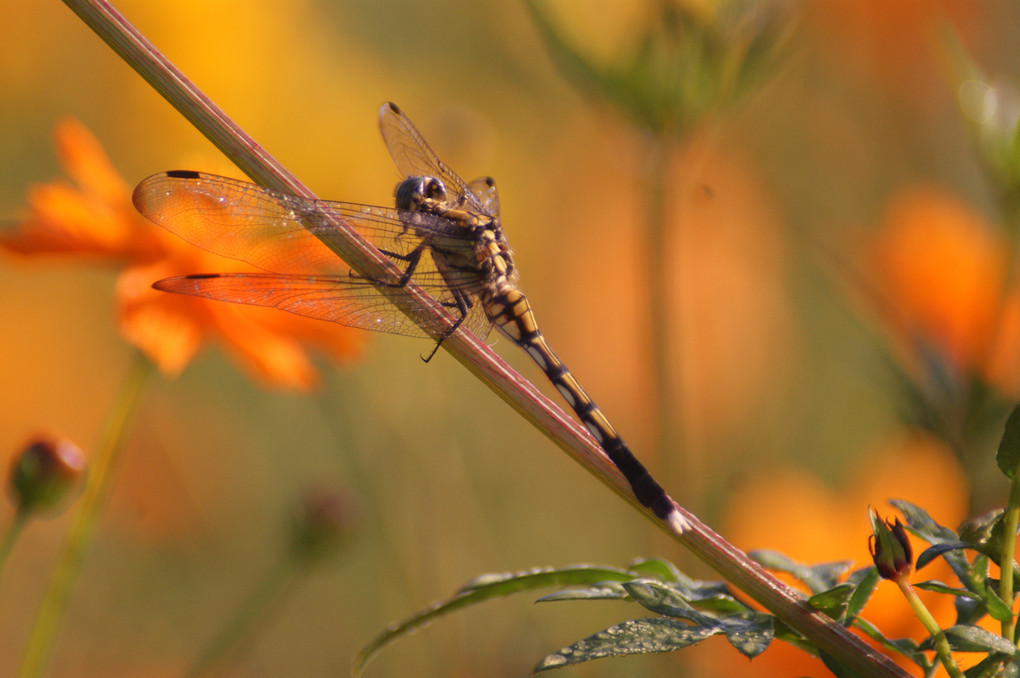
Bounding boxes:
395 176 448 212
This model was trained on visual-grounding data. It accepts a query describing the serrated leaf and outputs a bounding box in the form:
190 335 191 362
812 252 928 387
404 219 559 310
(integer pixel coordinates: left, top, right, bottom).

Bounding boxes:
723 613 774 658
354 564 635 675
943 625 1018 654
534 618 720 671
997 404 1020 479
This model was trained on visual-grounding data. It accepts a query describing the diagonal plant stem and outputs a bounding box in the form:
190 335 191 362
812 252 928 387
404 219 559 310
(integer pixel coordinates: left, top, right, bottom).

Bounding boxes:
60 1 910 675
1000 455 1020 644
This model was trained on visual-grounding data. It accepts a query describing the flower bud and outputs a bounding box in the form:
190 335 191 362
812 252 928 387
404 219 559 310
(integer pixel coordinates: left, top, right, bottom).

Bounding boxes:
288 487 355 564
8 437 86 515
869 509 913 581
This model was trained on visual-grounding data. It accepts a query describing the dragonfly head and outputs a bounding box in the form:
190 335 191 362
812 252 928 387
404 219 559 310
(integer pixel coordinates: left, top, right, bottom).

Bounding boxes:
394 176 449 213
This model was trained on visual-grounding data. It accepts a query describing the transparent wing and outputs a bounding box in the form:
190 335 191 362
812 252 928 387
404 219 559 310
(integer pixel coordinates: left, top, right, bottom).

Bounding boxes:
155 272 493 340
133 171 473 278
468 176 499 216
134 171 495 340
378 103 488 215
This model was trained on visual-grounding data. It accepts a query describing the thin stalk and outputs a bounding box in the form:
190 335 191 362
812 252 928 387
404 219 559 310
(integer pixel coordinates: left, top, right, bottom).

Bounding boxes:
59 1 911 674
897 579 965 678
184 555 296 678
19 352 154 678
1000 456 1020 643
0 509 30 576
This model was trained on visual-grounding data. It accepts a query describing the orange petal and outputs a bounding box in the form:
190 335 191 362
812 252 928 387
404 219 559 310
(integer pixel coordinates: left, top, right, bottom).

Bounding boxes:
869 188 1005 372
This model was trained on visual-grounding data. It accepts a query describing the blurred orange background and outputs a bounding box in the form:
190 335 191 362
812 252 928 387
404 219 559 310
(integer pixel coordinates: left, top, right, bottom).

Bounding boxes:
1 1 1017 676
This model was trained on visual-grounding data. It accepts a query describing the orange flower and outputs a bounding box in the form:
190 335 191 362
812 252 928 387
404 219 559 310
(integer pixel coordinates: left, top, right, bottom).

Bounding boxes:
2 118 365 390
692 433 980 677
862 187 1020 395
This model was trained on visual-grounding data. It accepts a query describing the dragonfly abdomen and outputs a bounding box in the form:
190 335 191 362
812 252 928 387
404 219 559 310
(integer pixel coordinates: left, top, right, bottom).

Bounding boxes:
486 287 674 520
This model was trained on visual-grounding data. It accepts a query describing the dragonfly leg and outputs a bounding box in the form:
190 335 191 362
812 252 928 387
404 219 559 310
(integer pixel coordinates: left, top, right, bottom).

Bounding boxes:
378 244 426 286
346 244 427 288
420 290 472 363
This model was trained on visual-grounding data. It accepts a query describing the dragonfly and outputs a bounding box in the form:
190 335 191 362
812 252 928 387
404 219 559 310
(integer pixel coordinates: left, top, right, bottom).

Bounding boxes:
133 102 679 524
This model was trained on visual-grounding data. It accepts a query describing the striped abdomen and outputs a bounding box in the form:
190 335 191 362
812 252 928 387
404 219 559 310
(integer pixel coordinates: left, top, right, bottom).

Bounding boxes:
484 284 674 520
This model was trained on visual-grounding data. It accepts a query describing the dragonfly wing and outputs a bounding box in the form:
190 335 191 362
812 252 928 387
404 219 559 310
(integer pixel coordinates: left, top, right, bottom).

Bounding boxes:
156 272 494 341
155 272 429 338
468 176 499 216
378 103 488 214
134 171 455 277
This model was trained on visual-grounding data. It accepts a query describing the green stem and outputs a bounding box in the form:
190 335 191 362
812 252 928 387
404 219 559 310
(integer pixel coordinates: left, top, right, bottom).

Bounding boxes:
1000 457 1020 643
18 352 154 678
0 509 30 576
184 554 296 678
898 579 965 678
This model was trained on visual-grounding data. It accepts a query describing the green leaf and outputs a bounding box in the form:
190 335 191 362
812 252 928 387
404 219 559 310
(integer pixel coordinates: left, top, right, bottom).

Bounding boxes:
353 564 634 675
958 508 1005 545
536 583 629 602
891 500 973 583
853 617 928 666
694 594 750 615
534 618 719 671
914 580 979 599
955 594 988 626
808 561 856 589
807 584 853 620
458 564 633 594
845 567 880 622
916 542 969 569
963 653 1013 678
620 580 772 658
890 500 959 543
984 582 1014 623
627 557 682 582
997 404 1020 479
623 580 715 624
723 613 774 659
942 625 1018 654
749 550 852 594
771 618 818 655
819 650 864 678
